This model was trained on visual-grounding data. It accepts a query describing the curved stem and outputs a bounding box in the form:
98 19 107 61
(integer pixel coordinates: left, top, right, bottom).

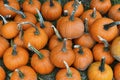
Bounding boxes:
63 61 72 78
29 0 33 4
74 45 84 54
18 22 40 35
97 35 109 51
18 25 24 40
99 57 105 72
15 69 24 79
4 4 26 18
72 0 81 8
104 21 120 30
28 43 44 59
12 44 17 56
84 18 89 33
51 25 63 41
36 8 45 28
61 38 67 52
50 0 54 7
0 14 8 24
91 8 96 18
4 0 9 4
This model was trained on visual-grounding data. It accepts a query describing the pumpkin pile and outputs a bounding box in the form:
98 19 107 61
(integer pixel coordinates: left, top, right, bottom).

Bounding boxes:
0 0 120 80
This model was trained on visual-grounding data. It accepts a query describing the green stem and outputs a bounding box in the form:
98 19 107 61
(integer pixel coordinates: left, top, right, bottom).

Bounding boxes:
74 45 84 54
97 35 109 51
29 0 33 4
99 57 105 72
4 0 9 4
63 61 72 78
36 8 45 28
4 4 26 18
12 44 17 56
18 25 24 40
51 25 63 41
91 8 96 18
28 43 44 59
84 18 89 33
100 0 104 2
15 69 24 79
104 21 120 30
18 22 40 35
0 14 8 24
61 38 67 52
50 0 54 7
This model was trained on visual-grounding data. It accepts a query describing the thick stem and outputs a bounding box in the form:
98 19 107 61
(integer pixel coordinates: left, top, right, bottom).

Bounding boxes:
61 38 67 52
99 57 105 72
97 35 109 51
63 10 68 16
74 45 84 54
36 8 45 28
12 44 17 56
51 25 63 41
29 0 33 4
72 0 81 8
63 61 72 78
0 14 8 24
15 69 24 79
18 25 24 40
18 22 40 35
104 21 120 30
91 8 96 18
84 18 89 33
50 0 54 7
100 0 104 2
4 0 9 4
4 4 26 18
28 43 44 59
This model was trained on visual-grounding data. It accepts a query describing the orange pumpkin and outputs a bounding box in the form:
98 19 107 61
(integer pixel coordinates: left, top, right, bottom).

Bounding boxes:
0 66 6 80
114 63 120 80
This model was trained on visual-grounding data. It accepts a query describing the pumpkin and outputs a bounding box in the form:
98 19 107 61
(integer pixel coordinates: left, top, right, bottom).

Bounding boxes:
114 63 120 80
90 0 111 14
111 36 120 61
88 57 113 80
108 4 120 21
0 36 9 58
28 43 55 74
74 18 96 48
50 38 75 68
41 0 62 21
18 22 48 50
22 0 41 15
56 61 81 80
10 66 37 80
0 0 20 18
89 18 119 42
0 66 6 80
63 0 84 17
81 8 102 28
93 36 114 64
3 44 29 71
73 45 93 71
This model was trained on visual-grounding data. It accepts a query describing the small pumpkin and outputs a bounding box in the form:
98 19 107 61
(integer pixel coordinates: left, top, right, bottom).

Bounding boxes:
114 63 120 80
0 66 6 80
56 61 81 80
88 57 113 80
10 66 37 80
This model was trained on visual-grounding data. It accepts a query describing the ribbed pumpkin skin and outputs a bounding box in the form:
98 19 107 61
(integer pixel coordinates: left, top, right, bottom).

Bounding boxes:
10 66 37 80
56 67 81 80
88 62 113 80
14 35 24 48
0 66 6 80
114 63 120 80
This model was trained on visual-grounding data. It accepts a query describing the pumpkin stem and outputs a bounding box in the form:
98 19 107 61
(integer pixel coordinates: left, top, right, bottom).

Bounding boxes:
99 57 105 72
15 69 24 79
97 35 109 51
29 0 33 4
63 10 68 16
74 45 84 54
18 25 24 40
28 43 44 59
18 22 40 35
51 25 63 41
100 0 104 2
91 8 96 18
4 4 26 18
84 18 89 33
61 38 67 52
36 8 45 28
0 14 8 24
50 0 54 7
104 21 120 30
72 0 80 8
4 0 9 4
118 8 120 11
70 1 81 21
63 61 72 78
12 44 17 56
